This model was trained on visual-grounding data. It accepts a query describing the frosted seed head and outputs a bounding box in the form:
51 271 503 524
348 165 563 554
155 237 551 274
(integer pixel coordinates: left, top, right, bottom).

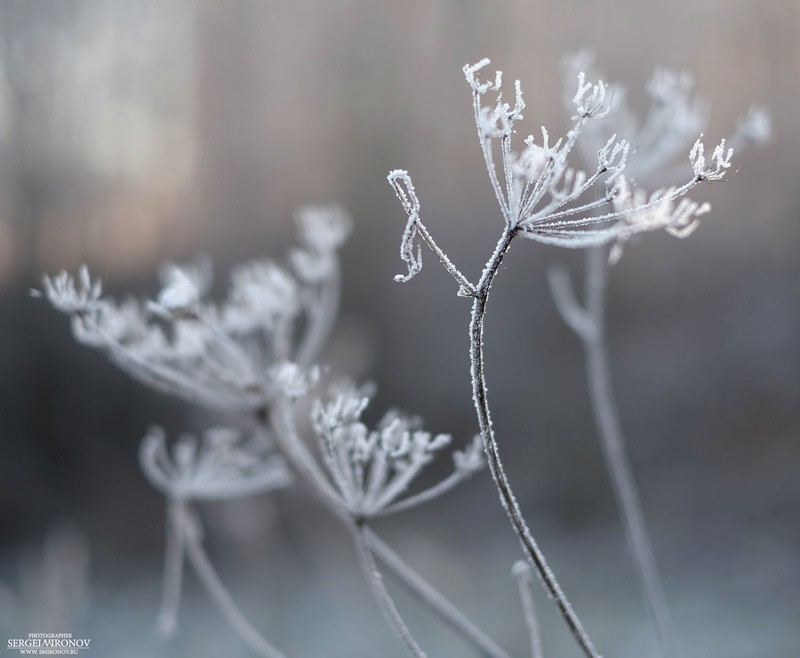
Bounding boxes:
572 72 609 119
312 380 375 433
736 106 772 145
140 426 290 501
222 260 300 334
38 266 103 315
690 136 733 181
463 58 500 94
148 257 212 320
453 435 485 475
270 361 319 399
647 68 694 106
295 205 353 253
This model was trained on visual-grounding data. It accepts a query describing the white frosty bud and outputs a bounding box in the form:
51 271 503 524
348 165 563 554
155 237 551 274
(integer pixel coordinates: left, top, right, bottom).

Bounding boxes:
453 435 484 475
270 361 319 399
690 137 733 181
148 257 212 319
736 106 772 146
222 260 299 334
573 71 609 119
36 265 103 314
295 205 353 253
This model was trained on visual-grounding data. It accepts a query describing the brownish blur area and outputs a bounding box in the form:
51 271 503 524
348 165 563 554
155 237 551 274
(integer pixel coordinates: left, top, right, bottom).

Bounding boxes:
0 2 798 657
0 0 796 282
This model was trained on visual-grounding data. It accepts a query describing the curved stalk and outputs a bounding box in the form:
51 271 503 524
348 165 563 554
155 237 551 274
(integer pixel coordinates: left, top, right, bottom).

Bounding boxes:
177 503 288 658
469 227 601 658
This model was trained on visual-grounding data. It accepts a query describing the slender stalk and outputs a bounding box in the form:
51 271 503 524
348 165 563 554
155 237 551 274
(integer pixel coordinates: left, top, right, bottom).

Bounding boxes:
154 500 186 637
295 262 341 369
469 227 601 658
268 402 509 658
512 561 544 658
177 503 288 658
365 529 511 658
416 222 476 295
581 246 677 658
353 524 427 658
375 470 471 518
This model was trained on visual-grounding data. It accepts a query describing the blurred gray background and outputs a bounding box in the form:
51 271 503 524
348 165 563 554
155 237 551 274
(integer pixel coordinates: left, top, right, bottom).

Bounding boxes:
0 1 798 656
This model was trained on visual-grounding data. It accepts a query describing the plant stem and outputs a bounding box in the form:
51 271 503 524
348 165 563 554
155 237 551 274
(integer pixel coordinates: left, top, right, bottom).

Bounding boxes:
582 246 677 658
269 403 508 658
155 500 186 637
353 524 427 657
177 503 288 658
512 561 544 658
365 529 511 658
469 227 601 658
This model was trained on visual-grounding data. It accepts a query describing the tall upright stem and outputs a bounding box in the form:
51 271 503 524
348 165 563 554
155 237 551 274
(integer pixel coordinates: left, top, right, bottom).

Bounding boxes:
582 246 677 658
469 227 601 658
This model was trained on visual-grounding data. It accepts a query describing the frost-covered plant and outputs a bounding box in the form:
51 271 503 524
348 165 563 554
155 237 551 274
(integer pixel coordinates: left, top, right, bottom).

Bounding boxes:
139 426 290 656
38 55 764 658
545 53 771 658
37 207 349 414
38 207 506 658
309 381 483 519
388 58 757 658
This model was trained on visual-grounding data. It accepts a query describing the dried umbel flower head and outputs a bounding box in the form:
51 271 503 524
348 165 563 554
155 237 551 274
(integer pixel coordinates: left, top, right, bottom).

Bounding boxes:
147 256 212 320
36 206 352 413
139 426 291 501
34 265 102 315
389 58 731 284
310 381 483 518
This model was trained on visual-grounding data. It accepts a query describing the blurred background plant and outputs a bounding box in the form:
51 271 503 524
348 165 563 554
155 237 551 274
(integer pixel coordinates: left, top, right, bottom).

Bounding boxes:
0 1 798 657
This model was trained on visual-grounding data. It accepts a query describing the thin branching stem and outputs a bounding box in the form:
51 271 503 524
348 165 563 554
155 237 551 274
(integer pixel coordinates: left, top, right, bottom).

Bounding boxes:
469 227 601 658
267 402 509 658
176 502 288 658
375 470 470 517
416 221 476 295
364 529 511 658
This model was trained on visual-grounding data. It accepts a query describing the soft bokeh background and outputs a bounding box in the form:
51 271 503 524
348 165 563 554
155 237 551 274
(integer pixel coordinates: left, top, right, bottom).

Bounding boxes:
0 1 798 656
